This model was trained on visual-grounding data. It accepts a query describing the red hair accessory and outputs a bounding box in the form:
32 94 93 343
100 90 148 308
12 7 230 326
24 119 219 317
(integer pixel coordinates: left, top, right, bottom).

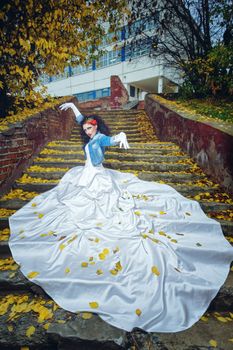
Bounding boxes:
85 118 97 126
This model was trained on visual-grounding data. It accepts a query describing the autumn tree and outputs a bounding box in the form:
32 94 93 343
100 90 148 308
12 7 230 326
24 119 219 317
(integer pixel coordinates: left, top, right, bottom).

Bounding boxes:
127 0 233 97
0 0 126 117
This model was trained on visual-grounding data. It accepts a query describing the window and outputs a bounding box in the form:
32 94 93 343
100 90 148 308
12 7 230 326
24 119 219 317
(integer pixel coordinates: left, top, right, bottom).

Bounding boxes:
75 87 110 102
96 49 121 68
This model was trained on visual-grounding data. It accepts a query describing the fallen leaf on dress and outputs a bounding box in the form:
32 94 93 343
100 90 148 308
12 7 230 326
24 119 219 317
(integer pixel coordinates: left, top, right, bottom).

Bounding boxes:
81 262 88 267
27 271 39 279
134 211 141 216
103 248 110 255
37 213 44 219
170 239 177 243
151 266 160 276
110 269 118 275
59 243 66 251
82 312 93 319
185 212 191 216
158 231 166 236
113 246 120 253
89 302 99 309
136 309 142 316
65 268 70 274
98 253 105 260
115 261 122 271
31 203 37 207
26 325 35 338
159 211 166 215
96 269 103 275
209 339 217 347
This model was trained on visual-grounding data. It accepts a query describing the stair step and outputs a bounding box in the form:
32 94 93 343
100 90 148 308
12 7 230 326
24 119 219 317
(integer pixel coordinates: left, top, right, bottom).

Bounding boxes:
37 153 189 163
32 160 193 172
0 291 127 349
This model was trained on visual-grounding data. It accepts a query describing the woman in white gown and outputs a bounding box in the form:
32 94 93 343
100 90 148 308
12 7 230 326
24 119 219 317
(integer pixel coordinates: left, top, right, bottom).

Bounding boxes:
9 103 233 333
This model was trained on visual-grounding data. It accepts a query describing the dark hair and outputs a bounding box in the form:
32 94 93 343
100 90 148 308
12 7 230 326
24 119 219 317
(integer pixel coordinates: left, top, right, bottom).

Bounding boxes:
80 115 111 144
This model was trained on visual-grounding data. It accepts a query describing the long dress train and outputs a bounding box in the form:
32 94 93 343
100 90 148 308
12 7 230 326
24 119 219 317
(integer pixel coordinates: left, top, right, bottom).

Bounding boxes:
9 145 233 332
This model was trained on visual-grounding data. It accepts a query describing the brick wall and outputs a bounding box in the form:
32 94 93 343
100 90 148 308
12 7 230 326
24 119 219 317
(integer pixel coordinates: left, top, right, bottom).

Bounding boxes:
110 76 129 109
79 97 110 110
0 97 77 195
145 94 233 195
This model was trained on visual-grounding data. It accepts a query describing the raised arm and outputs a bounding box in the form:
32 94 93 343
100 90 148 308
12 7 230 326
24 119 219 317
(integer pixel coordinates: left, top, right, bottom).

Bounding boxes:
59 102 84 124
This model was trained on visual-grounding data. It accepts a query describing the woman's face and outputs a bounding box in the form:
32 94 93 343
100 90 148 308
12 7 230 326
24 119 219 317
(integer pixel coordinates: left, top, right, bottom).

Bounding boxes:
83 123 98 139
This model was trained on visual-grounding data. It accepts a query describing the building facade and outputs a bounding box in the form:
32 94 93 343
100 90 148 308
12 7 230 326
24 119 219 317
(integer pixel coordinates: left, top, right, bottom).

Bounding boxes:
41 20 180 103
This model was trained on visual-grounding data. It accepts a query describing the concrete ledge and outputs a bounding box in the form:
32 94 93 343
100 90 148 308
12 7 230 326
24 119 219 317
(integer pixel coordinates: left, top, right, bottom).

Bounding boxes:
145 94 233 195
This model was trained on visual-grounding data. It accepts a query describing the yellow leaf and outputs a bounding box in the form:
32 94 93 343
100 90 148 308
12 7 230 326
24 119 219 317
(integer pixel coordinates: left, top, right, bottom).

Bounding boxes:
21 347 30 350
201 316 208 322
96 269 103 275
159 211 166 215
115 261 122 271
43 323 50 330
135 309 142 316
82 312 93 319
151 266 160 276
31 203 37 207
110 269 118 275
59 243 66 251
65 268 70 274
103 248 110 255
81 262 88 267
89 302 99 309
27 271 39 279
228 338 233 342
7 324 13 331
158 231 166 236
113 246 120 253
209 339 217 348
170 239 178 243
94 237 100 243
37 213 44 219
26 325 35 338
216 316 228 323
98 253 105 260
57 320 66 324
134 211 141 216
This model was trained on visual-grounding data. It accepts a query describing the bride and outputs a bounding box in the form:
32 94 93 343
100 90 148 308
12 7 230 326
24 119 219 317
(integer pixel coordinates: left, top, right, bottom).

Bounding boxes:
9 102 233 332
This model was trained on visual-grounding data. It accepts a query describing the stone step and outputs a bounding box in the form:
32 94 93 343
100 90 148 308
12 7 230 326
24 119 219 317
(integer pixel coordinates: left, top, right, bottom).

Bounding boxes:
71 128 141 135
32 160 192 172
0 291 127 350
0 263 232 312
45 145 182 155
46 141 179 148
37 153 189 163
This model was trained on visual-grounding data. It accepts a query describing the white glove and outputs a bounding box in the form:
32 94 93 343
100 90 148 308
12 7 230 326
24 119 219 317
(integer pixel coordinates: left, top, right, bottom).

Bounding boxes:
59 102 84 124
113 132 130 149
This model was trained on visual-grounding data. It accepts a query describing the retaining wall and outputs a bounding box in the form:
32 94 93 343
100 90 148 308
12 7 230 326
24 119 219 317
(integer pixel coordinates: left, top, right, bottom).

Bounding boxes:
0 97 77 195
145 94 233 194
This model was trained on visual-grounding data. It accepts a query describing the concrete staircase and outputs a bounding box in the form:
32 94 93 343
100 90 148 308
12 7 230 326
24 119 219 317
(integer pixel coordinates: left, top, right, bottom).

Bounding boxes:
0 110 233 350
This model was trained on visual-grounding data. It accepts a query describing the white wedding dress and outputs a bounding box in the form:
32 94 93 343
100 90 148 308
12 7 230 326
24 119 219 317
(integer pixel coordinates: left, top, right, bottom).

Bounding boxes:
9 144 233 332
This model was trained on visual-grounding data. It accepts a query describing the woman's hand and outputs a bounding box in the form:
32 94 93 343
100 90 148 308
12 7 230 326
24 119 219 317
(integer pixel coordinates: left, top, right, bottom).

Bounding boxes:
113 132 130 149
59 103 84 123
